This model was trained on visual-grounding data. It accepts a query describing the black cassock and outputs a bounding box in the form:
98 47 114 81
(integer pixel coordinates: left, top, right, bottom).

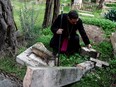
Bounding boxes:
50 13 90 54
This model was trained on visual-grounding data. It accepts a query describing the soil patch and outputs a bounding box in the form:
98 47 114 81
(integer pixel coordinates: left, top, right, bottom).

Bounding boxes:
84 24 105 44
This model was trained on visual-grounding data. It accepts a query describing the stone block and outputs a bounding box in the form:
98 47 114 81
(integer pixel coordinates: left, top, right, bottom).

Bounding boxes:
23 61 94 87
90 57 109 68
76 61 94 74
80 47 100 58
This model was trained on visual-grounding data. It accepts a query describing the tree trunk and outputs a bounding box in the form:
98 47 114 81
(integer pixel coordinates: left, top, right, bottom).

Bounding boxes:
0 0 17 56
71 0 74 6
52 0 60 23
96 0 99 3
42 0 53 28
97 0 104 9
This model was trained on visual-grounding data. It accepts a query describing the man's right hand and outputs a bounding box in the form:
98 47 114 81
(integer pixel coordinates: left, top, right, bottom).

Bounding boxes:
56 29 63 34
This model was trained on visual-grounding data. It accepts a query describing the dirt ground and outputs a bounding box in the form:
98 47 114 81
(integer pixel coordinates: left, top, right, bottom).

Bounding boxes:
84 24 105 44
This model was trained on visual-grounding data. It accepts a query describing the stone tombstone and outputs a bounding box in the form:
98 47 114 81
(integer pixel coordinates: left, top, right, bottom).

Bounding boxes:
110 32 116 55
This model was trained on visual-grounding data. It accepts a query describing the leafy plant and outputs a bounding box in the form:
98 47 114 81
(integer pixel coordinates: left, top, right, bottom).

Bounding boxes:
104 9 116 22
105 3 116 7
0 57 26 80
93 41 113 60
19 2 40 40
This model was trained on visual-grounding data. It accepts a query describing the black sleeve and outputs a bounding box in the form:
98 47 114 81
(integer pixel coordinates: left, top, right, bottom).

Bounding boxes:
78 19 90 45
51 15 62 34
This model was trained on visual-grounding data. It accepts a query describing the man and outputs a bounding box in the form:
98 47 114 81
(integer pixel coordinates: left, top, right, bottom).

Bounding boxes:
50 10 92 56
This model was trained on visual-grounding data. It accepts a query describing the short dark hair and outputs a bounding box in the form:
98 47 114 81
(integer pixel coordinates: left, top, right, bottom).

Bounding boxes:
68 10 78 19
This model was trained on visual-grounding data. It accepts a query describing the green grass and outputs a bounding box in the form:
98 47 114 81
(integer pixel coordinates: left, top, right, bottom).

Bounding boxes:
12 0 45 31
81 17 116 37
0 57 26 80
105 3 116 7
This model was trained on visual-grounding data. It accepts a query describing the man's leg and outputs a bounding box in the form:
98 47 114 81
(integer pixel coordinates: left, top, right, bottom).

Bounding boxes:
52 48 58 56
67 36 81 54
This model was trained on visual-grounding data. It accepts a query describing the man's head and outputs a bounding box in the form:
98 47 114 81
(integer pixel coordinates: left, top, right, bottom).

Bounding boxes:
68 10 79 25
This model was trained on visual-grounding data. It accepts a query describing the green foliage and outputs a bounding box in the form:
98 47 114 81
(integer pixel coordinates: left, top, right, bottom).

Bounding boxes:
93 41 113 60
82 17 116 36
41 27 52 36
109 58 116 74
60 54 89 66
0 57 26 80
72 68 111 87
19 2 40 40
37 34 52 49
73 41 116 87
105 3 116 7
104 9 116 22
36 28 52 49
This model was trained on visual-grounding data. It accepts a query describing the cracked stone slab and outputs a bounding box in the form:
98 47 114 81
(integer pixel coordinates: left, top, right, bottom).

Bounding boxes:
23 61 94 87
16 42 55 67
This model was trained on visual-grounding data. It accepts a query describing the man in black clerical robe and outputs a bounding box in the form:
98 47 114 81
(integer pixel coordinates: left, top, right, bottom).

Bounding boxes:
50 10 92 55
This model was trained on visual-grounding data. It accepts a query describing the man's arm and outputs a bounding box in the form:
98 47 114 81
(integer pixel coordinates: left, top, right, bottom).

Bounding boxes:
51 15 62 34
78 19 92 48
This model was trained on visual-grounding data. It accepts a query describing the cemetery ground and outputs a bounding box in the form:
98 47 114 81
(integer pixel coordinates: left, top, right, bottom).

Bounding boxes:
0 0 116 87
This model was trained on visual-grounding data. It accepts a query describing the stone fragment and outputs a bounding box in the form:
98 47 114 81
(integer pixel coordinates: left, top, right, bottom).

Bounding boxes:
16 42 55 67
90 57 109 68
80 47 100 58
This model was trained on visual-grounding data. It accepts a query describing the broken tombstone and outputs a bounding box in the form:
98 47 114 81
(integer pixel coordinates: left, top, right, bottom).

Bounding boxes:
80 47 100 58
23 61 94 87
16 42 109 87
90 57 109 68
110 32 116 56
16 42 55 67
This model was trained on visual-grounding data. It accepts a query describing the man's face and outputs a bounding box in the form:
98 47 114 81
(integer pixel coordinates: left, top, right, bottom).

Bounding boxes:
69 18 79 25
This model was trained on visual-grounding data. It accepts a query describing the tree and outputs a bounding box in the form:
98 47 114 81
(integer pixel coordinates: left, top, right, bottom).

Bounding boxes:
42 0 60 28
52 0 60 23
97 0 105 9
71 0 74 6
42 0 53 28
0 0 17 56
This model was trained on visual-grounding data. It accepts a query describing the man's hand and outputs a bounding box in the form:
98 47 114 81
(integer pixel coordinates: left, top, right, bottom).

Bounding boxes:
87 44 92 49
56 29 63 34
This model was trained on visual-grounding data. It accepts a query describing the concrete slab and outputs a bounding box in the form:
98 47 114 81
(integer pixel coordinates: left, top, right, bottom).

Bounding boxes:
23 61 94 87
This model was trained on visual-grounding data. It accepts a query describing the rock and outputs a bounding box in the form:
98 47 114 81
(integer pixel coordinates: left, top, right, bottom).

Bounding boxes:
84 24 105 44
